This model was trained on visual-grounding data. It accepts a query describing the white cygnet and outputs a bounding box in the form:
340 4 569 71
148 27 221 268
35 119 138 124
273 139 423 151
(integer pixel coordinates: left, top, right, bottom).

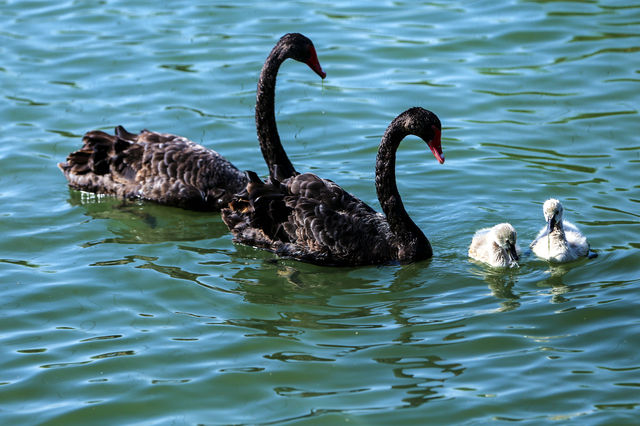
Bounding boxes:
530 198 589 262
469 223 520 268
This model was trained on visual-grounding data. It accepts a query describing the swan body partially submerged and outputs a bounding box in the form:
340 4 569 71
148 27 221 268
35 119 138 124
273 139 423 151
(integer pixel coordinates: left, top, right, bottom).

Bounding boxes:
469 223 520 268
222 107 444 266
59 33 325 210
530 198 590 263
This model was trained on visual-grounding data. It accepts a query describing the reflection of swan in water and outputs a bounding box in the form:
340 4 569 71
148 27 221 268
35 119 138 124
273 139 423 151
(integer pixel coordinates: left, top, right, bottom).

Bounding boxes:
67 191 228 244
530 199 591 263
225 258 464 406
533 263 574 304
468 264 521 312
468 223 520 268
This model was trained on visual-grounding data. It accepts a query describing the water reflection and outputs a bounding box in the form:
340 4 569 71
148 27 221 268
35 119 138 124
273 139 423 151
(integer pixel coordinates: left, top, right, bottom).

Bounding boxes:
206 259 469 409
67 190 227 244
229 260 380 307
470 254 597 306
226 260 385 337
469 264 521 312
376 355 464 407
224 258 443 335
532 261 587 304
89 252 238 295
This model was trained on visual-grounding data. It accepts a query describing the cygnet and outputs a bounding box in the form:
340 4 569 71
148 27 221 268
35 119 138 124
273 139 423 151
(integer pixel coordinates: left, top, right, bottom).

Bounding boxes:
530 198 589 263
469 223 520 268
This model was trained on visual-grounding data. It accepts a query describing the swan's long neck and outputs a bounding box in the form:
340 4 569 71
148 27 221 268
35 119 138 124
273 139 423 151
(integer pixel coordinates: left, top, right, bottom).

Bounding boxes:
375 124 432 260
256 47 296 182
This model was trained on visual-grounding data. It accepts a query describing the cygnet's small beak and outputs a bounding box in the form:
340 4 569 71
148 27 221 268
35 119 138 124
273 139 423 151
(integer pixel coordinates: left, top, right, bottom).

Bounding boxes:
545 216 552 234
508 243 519 262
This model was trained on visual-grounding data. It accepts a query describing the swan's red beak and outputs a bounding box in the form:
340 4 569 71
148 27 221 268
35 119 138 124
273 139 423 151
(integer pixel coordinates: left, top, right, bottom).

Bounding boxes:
306 46 326 79
429 126 445 164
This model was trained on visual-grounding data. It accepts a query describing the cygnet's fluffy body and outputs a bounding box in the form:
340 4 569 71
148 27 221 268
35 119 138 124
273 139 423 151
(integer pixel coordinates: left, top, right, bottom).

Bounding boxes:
530 198 589 263
469 223 520 268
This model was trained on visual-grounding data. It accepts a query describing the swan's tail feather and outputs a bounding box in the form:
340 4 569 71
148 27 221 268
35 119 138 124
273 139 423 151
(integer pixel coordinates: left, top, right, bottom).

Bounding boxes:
115 125 139 141
223 170 292 244
59 128 139 195
59 131 116 175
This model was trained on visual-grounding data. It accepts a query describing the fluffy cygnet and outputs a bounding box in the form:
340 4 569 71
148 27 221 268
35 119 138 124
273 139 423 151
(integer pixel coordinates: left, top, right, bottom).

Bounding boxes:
469 223 520 268
530 198 589 263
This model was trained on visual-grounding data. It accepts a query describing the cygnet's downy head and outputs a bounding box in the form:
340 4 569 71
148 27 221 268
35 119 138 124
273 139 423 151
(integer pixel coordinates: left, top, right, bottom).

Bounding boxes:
492 223 519 265
543 198 564 232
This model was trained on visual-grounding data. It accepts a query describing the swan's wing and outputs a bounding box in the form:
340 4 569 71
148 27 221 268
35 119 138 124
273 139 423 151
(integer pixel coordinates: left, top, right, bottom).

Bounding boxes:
562 220 589 256
281 174 387 257
471 227 491 240
286 173 377 215
562 220 582 234
565 230 589 257
223 172 390 265
468 228 491 259
60 128 246 210
59 129 143 194
469 228 488 250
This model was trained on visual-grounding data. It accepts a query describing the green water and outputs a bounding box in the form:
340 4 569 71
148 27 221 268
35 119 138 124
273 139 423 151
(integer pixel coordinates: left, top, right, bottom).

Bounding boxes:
1 0 639 424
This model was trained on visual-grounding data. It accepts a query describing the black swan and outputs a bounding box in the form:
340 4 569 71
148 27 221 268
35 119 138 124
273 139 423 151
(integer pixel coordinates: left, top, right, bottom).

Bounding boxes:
468 223 520 268
58 33 326 211
221 107 445 266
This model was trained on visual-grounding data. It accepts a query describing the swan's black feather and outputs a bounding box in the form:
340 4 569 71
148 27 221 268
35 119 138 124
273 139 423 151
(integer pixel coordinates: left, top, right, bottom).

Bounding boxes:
223 173 393 266
222 107 443 266
59 129 247 211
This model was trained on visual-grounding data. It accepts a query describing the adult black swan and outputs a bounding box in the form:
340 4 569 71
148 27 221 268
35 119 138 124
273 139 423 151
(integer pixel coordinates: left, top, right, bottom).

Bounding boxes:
222 107 445 266
58 33 326 211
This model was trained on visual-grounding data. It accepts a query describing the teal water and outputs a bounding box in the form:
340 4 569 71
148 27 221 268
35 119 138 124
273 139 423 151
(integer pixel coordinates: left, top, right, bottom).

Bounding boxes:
1 0 639 424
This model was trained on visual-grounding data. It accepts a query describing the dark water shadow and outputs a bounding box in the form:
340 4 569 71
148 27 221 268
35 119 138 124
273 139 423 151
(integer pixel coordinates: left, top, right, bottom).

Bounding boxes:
227 256 431 309
89 253 237 296
205 258 467 412
375 354 465 407
468 261 521 312
529 257 598 304
222 260 386 338
66 190 228 245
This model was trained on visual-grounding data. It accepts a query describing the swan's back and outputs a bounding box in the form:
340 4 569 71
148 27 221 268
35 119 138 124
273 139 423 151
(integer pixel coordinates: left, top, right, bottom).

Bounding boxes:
59 127 247 211
469 223 520 268
222 172 396 266
531 220 589 262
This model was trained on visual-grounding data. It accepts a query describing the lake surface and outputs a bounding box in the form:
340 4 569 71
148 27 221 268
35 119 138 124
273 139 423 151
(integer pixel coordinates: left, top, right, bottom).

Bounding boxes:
1 0 639 424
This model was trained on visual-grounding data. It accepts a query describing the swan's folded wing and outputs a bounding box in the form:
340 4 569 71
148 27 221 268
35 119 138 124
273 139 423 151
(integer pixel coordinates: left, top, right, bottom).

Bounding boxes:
61 127 245 210
59 130 141 193
562 220 582 235
223 172 392 265
280 174 390 263
285 173 377 216
468 228 489 259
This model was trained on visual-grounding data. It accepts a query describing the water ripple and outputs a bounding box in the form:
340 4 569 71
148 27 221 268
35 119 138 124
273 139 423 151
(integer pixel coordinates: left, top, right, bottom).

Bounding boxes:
1 1 639 424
